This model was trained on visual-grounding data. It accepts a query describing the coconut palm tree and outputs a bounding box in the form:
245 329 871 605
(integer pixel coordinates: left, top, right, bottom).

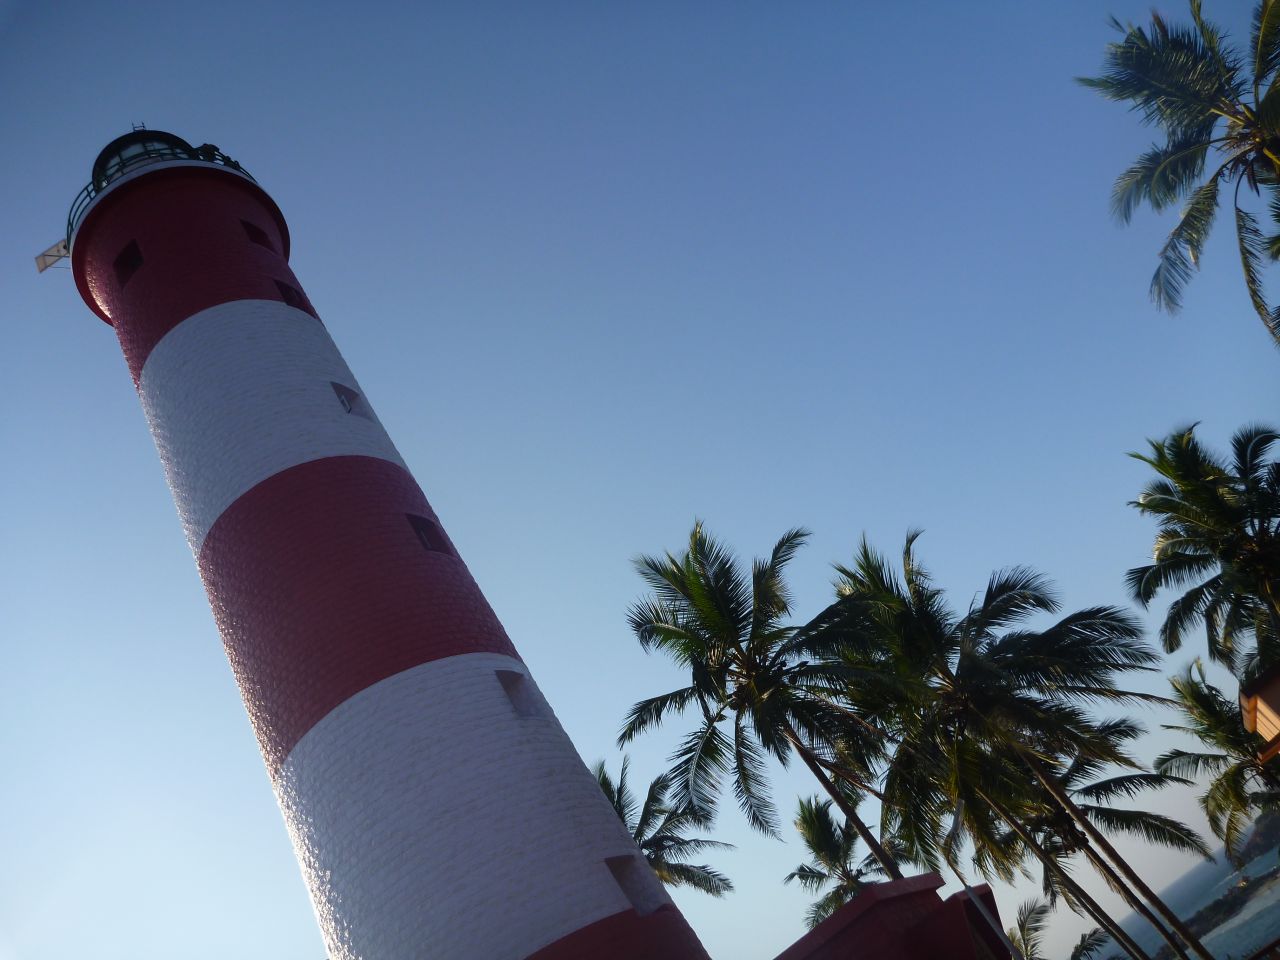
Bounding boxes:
593 756 734 896
809 533 1214 960
1156 659 1280 860
1005 719 1210 960
619 523 901 876
1127 423 1280 675
975 774 1153 960
872 693 1160 960
783 795 901 928
1080 1 1280 345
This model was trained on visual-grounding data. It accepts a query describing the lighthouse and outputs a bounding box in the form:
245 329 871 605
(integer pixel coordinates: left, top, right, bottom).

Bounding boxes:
65 130 709 960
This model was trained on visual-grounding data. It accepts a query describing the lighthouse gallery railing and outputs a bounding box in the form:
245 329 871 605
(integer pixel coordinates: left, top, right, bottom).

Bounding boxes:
67 142 253 246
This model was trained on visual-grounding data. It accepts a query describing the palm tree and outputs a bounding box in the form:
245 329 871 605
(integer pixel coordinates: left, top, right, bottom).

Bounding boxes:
1127 423 1280 675
593 756 734 896
619 523 901 876
1080 1 1280 344
1006 898 1052 960
810 533 1214 960
1156 659 1280 860
977 789 1153 960
1006 719 1210 960
783 795 900 928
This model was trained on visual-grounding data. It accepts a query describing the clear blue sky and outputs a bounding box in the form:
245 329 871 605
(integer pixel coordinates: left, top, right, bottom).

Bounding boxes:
1 2 1276 958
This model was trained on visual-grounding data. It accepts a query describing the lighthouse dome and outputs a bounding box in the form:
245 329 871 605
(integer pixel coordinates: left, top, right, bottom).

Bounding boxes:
91 129 196 190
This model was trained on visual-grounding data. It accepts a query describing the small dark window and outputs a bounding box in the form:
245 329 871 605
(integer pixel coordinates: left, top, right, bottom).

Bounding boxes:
331 381 363 416
114 240 143 287
496 670 539 717
274 279 308 310
605 855 664 916
241 219 275 252
407 514 452 555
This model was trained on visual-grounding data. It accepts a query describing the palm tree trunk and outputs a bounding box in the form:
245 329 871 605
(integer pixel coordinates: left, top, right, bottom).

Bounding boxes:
1079 844 1190 960
1047 857 1156 960
1024 756 1213 960
980 791 1152 960
785 731 903 880
1057 869 1156 960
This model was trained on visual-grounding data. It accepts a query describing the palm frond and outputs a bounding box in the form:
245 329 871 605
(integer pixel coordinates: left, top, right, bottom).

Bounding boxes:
1070 927 1109 960
784 862 832 893
1084 804 1213 859
1151 172 1223 310
683 522 754 647
1078 15 1236 136
667 712 732 821
992 606 1159 698
634 767 672 841
618 685 700 745
594 756 638 833
1253 0 1280 93
1113 136 1214 224
1189 0 1242 95
1007 897 1052 959
1125 556 1219 610
1257 83 1280 134
1232 423 1280 479
793 796 853 874
653 860 734 897
1161 575 1225 656
1154 747 1231 779
645 829 734 858
1235 204 1280 340
960 566 1058 638
732 713 779 836
750 528 810 636
1073 770 1188 803
1204 762 1255 858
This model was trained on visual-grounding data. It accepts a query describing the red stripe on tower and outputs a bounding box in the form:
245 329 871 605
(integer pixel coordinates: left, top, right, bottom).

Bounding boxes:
198 454 519 771
72 162 315 382
68 130 709 960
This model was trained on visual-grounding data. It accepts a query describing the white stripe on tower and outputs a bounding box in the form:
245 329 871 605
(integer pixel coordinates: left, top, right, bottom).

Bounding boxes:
68 135 710 960
277 652 667 960
138 298 407 553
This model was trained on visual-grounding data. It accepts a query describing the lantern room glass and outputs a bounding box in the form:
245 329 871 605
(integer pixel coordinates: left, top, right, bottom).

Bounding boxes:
91 132 196 190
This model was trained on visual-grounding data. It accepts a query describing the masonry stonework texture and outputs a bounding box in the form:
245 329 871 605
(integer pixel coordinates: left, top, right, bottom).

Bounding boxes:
139 299 408 551
70 138 711 960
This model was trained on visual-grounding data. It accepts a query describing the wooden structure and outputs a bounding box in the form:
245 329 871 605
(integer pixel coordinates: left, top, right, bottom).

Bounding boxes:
1241 664 1280 763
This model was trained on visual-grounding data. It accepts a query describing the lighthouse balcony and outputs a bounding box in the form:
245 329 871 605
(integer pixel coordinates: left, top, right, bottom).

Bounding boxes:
67 130 253 245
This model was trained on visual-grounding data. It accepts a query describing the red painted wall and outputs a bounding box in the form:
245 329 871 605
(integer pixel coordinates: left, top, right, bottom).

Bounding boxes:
526 906 711 960
197 455 520 772
773 874 1010 960
72 165 304 380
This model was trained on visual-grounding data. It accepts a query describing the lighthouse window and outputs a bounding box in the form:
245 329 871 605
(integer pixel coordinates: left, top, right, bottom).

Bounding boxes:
113 240 143 287
274 279 308 311
495 670 539 717
241 219 275 252
407 514 451 555
330 381 370 419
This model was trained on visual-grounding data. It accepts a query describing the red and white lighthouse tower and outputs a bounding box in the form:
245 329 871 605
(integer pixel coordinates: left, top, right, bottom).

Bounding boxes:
65 130 710 960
